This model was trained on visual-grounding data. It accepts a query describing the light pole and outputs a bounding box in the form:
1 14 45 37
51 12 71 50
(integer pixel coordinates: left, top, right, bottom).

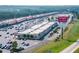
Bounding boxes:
13 9 20 41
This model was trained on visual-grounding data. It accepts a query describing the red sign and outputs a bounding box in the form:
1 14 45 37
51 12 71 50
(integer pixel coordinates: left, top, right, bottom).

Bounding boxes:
57 16 68 22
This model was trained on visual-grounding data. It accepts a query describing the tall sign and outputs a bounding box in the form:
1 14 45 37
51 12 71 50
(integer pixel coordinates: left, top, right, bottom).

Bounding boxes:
57 16 68 39
58 16 68 23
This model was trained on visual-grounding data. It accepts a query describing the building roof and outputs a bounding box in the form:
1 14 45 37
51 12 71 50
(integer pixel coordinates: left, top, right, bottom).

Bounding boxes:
30 22 55 35
18 21 48 34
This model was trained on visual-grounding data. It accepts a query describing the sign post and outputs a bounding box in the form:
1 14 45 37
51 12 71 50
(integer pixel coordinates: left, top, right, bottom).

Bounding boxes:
57 16 68 39
59 22 64 39
61 24 63 39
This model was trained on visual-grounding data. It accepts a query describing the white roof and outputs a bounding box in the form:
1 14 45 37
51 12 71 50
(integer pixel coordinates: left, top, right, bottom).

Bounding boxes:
30 22 55 34
18 21 48 34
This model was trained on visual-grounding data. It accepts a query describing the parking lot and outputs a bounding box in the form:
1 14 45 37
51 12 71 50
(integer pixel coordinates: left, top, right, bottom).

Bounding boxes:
0 17 49 53
0 13 73 53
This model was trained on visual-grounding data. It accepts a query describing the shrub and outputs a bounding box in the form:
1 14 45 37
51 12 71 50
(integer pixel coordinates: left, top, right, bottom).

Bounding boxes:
0 50 2 53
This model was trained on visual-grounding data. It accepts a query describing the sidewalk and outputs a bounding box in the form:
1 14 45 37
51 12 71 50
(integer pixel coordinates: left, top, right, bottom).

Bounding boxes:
60 40 79 53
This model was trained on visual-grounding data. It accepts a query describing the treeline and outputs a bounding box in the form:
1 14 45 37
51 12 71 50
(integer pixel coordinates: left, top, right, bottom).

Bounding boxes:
0 6 57 20
0 6 79 20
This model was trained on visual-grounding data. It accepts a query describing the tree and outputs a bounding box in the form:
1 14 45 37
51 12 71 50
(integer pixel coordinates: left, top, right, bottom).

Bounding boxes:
51 16 54 19
23 34 27 40
48 18 50 21
29 35 33 40
11 41 18 52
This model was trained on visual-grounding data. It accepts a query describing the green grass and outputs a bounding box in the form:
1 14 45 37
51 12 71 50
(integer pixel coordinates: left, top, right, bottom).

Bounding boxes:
66 21 79 42
32 40 72 53
32 20 79 53
74 48 79 53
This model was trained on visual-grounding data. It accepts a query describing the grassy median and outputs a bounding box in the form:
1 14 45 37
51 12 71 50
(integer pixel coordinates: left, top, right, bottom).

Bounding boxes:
74 48 79 53
32 19 79 53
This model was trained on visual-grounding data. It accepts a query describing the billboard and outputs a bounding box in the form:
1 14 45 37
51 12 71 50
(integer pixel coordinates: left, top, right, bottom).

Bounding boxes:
57 16 68 22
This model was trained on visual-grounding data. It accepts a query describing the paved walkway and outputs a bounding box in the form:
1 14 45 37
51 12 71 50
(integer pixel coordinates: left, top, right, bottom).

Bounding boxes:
60 40 79 53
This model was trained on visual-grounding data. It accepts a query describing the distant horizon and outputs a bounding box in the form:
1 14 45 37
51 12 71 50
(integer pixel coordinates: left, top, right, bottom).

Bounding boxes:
0 6 79 20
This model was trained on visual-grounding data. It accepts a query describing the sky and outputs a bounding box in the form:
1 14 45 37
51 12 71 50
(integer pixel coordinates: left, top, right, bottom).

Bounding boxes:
0 0 79 5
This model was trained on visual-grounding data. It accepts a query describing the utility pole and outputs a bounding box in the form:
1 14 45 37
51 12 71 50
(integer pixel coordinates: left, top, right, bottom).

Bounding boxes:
61 26 63 39
59 22 64 39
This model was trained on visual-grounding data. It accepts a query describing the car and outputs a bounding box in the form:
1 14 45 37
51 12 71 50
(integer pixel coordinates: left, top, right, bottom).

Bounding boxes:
1 46 5 49
7 41 12 44
6 46 12 50
18 47 24 51
25 43 30 46
23 43 29 46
